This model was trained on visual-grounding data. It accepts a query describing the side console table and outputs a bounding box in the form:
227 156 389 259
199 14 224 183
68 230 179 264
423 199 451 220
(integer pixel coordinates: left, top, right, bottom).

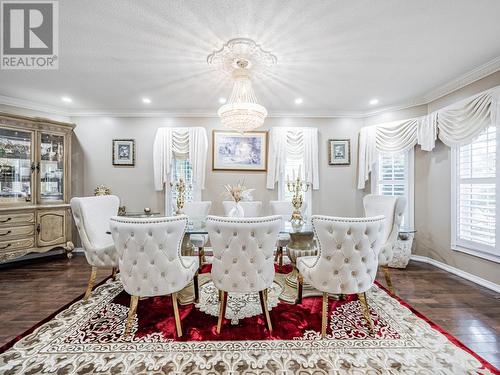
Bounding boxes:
389 227 416 269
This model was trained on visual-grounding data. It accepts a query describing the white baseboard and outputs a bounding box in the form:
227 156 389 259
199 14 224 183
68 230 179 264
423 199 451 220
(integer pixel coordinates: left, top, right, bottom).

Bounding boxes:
410 255 500 293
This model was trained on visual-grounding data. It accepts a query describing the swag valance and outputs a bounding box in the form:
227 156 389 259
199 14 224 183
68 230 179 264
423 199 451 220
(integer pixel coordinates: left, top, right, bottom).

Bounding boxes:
153 127 208 191
358 87 499 189
266 127 320 190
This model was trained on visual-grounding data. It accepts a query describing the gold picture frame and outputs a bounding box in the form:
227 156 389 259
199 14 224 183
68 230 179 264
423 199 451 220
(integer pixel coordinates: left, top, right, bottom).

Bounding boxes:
212 130 268 171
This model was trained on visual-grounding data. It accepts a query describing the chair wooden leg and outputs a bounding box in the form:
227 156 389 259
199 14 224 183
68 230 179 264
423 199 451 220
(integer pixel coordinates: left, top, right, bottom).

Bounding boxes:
216 290 228 334
259 290 273 333
198 247 204 272
83 266 98 301
381 266 395 295
297 272 303 304
193 273 199 304
278 247 283 269
321 292 328 338
111 267 117 281
358 292 374 333
172 292 183 337
124 295 139 338
274 247 279 262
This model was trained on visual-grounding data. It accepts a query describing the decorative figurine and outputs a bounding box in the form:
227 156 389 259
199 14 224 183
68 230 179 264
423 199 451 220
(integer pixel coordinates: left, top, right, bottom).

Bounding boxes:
170 178 191 215
286 166 310 230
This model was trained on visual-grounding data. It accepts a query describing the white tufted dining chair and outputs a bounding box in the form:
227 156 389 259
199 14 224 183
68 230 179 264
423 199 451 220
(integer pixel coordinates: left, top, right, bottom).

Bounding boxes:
297 215 386 338
206 215 282 334
363 194 406 296
70 195 120 301
183 201 212 269
109 215 199 338
222 201 263 217
269 200 307 268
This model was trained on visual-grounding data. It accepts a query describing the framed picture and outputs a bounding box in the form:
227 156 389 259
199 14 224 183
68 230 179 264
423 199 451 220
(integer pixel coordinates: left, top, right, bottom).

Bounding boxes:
112 139 135 166
212 130 268 171
328 139 350 165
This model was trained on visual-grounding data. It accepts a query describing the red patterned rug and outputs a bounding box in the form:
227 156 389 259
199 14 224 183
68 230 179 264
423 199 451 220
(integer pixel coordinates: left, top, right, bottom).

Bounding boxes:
0 264 498 374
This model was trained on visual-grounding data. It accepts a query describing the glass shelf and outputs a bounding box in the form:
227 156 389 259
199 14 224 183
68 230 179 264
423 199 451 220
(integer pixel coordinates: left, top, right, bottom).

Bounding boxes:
0 128 32 204
39 133 64 202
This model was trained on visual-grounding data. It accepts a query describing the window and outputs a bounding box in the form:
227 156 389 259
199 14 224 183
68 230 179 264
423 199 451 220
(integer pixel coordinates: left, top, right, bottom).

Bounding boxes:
371 149 414 227
452 125 498 261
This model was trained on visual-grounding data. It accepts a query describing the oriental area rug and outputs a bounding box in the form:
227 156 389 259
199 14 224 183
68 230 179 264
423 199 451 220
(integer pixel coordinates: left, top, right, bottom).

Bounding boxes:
0 265 498 374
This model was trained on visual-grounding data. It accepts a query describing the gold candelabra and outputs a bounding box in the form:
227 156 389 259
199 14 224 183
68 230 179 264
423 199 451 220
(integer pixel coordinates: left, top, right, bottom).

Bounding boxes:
170 178 191 215
286 172 310 226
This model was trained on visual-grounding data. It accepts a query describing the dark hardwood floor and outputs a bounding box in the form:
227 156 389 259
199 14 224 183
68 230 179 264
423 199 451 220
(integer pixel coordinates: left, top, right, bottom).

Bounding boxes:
0 254 498 368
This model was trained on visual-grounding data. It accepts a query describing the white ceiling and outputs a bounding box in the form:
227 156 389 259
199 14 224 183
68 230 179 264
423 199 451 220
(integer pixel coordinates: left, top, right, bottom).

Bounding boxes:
1 0 500 117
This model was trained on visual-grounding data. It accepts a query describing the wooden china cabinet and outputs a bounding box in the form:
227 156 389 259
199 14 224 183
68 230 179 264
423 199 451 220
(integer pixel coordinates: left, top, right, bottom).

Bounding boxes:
0 113 75 262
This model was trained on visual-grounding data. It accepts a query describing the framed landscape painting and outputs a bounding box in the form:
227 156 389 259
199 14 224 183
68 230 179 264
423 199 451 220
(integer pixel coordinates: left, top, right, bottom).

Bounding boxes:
212 131 268 171
112 139 135 166
328 139 350 165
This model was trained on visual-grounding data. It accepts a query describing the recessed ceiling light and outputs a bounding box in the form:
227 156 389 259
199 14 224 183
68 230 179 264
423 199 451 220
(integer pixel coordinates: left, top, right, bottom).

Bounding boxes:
61 96 72 103
294 98 303 105
218 97 227 104
142 97 151 104
369 98 379 105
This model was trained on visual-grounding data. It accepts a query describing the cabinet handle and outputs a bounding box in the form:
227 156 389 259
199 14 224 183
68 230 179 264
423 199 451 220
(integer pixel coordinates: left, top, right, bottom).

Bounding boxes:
36 162 40 173
30 162 36 173
0 230 11 236
0 244 11 250
36 224 41 234
0 217 11 223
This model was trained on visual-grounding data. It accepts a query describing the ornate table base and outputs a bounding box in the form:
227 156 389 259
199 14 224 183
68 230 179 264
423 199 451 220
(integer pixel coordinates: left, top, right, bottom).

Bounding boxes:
279 230 341 303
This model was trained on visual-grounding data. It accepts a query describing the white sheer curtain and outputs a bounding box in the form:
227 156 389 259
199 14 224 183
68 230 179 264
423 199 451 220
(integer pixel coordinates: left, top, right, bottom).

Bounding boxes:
153 127 208 214
358 86 499 189
267 127 320 190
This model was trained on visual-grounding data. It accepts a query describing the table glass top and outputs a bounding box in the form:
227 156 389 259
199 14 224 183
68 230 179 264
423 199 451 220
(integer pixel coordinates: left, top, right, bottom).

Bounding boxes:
185 219 313 235
111 215 313 235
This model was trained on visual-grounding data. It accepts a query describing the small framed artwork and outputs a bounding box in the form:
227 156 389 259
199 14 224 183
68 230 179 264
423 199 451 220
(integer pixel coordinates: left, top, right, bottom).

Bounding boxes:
112 139 135 166
212 130 268 171
328 139 350 165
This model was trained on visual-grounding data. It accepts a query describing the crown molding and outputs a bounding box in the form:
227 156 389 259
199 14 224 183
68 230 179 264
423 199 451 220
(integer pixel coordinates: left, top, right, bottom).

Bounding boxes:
421 55 500 103
0 94 70 117
0 57 498 119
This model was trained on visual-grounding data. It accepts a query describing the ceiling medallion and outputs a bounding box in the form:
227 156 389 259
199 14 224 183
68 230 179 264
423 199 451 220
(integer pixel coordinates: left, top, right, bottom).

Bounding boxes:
208 38 277 132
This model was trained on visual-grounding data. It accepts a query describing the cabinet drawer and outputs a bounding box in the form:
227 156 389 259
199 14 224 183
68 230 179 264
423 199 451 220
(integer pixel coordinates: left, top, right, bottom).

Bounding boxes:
0 212 35 227
0 237 35 253
0 225 34 240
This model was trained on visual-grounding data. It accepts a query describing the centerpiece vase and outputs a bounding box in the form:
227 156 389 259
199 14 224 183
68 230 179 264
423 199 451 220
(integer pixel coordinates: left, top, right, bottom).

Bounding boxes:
228 201 245 217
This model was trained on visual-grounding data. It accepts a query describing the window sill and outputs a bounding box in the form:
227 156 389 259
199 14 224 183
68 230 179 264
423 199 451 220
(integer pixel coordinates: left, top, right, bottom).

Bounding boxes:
452 244 500 264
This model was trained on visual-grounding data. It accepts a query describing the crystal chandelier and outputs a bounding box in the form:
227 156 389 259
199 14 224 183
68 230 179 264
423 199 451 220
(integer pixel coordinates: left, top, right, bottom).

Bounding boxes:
217 59 267 132
208 38 276 132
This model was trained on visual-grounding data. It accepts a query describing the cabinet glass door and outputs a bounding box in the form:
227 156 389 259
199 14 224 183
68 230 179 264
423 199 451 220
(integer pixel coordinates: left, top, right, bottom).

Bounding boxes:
0 128 33 204
39 133 64 202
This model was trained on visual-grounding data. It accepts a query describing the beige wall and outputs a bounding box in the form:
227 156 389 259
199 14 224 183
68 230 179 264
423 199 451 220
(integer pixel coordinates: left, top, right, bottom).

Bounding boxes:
71 116 365 217
412 72 500 285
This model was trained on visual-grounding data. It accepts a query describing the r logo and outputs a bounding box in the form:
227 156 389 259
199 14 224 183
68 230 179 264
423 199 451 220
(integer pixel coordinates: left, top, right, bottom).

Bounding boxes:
2 2 53 54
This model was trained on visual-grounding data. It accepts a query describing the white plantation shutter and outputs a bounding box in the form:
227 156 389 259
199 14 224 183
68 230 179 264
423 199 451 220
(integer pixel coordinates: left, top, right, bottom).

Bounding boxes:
453 126 497 253
373 150 413 226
